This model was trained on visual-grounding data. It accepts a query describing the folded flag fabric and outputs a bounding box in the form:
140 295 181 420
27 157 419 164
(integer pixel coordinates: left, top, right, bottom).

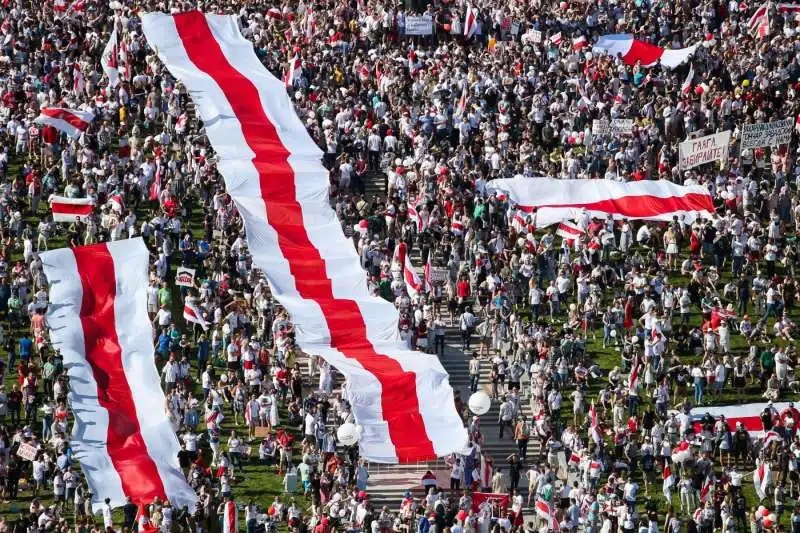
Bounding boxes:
35 107 94 138
593 34 697 69
50 195 94 222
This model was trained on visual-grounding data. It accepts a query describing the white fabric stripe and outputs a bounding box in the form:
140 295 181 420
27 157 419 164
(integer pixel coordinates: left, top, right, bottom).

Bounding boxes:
206 15 467 459
107 239 197 510
592 34 634 59
142 13 468 462
41 247 127 511
659 45 698 69
49 196 95 206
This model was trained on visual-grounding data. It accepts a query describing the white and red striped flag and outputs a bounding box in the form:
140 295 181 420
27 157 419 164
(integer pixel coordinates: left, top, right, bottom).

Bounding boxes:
102 27 120 88
487 176 715 228
463 4 478 39
222 500 237 533
108 194 124 214
283 54 301 88
50 195 94 222
73 63 86 95
455 86 468 118
593 34 697 68
534 500 559 530
754 461 771 500
35 107 94 138
700 475 714 502
184 301 208 331
136 504 158 533
663 464 674 500
53 0 68 11
143 11 467 463
41 239 197 511
628 364 640 391
550 32 562 45
572 35 588 51
407 200 425 232
556 220 584 241
681 63 694 95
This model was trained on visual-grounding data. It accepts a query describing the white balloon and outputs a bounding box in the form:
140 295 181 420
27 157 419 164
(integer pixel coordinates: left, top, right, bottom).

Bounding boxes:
337 423 359 446
610 329 617 338
468 391 492 416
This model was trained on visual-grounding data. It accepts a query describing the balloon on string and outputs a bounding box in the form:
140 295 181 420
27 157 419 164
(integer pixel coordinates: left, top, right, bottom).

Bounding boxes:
610 329 617 338
468 391 492 416
337 423 359 446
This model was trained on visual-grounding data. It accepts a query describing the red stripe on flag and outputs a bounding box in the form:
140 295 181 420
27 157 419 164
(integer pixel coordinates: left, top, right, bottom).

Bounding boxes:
41 108 90 131
72 244 167 503
51 202 93 216
516 192 714 216
173 12 435 461
622 39 665 66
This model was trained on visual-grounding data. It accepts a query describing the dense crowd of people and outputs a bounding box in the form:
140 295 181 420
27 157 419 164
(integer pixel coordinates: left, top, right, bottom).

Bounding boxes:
0 0 798 531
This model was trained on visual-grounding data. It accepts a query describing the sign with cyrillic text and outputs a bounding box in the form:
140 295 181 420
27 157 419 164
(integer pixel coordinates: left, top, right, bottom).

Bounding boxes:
679 131 731 170
740 118 793 150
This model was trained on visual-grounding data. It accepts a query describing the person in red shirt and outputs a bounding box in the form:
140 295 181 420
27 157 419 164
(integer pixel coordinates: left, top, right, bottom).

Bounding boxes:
456 276 470 312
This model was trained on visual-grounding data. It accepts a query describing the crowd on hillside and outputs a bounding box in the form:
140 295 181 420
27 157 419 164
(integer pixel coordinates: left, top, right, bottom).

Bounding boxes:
0 0 797 532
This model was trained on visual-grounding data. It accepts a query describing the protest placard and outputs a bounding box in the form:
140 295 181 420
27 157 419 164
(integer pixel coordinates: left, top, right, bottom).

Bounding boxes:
175 266 196 287
679 131 731 170
740 117 793 150
405 15 433 36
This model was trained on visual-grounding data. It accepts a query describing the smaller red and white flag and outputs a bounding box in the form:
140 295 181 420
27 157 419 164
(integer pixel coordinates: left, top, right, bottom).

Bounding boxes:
463 4 478 39
73 63 86 95
568 451 582 466
183 301 209 331
50 195 94 222
628 364 640 391
699 475 714 502
136 504 159 533
535 500 559 530
681 63 694 95
407 201 425 232
102 27 120 88
663 464 674 500
754 461 771 500
35 107 94 138
222 500 238 533
572 35 588 51
511 210 527 233
455 86 468 118
550 32 563 45
108 194 124 214
451 218 464 236
266 7 282 19
283 54 301 88
149 163 162 202
404 254 424 299
53 0 68 11
556 220 584 242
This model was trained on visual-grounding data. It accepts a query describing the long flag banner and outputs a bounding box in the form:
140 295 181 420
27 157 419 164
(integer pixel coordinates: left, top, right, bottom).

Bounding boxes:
50 195 94 222
41 239 196 511
749 4 800 37
35 107 94 138
486 176 714 228
142 11 467 463
593 34 697 69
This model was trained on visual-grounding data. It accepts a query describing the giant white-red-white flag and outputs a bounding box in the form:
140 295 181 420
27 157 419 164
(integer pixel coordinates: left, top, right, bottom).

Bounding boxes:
41 239 196 511
35 107 94 138
49 195 95 222
102 27 120 88
487 176 714 228
592 34 697 69
143 11 467 463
